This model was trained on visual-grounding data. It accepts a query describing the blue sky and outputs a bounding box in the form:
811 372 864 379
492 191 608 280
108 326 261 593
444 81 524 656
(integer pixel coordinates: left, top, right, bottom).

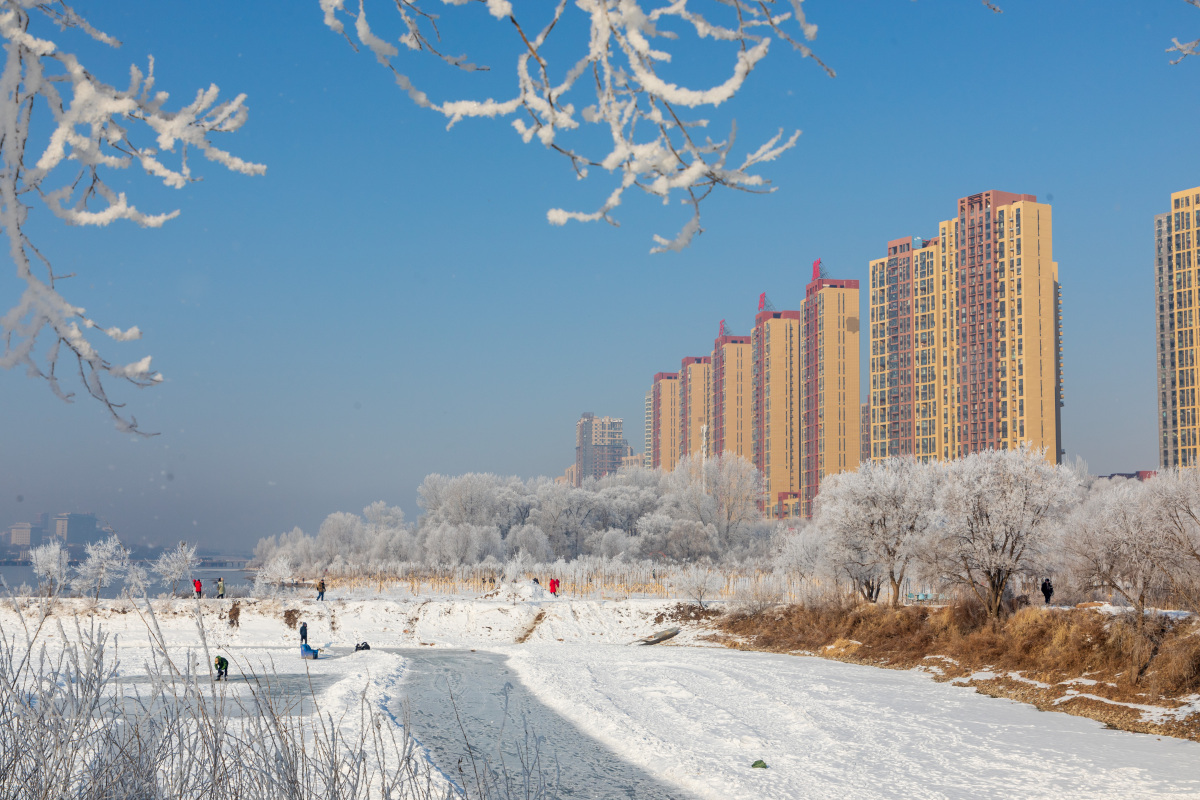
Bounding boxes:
1 0 1197 552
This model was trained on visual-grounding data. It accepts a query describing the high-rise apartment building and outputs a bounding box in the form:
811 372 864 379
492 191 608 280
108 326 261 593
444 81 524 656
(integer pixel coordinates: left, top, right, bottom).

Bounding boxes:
679 356 712 459
799 267 861 517
710 324 753 460
1158 185 1200 467
574 413 629 486
860 401 871 465
752 304 801 513
869 190 1063 464
650 372 681 470
644 389 654 468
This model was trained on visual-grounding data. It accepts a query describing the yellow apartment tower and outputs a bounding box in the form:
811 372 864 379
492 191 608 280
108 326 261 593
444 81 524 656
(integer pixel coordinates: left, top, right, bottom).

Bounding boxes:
799 262 861 517
869 190 1063 463
710 321 753 460
679 356 712 459
650 372 680 471
1158 185 1200 467
860 401 871 465
751 297 801 515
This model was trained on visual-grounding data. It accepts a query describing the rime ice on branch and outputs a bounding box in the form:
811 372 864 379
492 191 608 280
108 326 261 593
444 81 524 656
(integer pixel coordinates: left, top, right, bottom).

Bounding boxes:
320 0 831 251
0 2 264 432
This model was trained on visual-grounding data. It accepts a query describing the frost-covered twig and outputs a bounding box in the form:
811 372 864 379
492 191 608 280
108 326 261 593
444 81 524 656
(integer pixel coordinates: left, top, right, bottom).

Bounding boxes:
0 2 263 432
321 0 830 252
1168 0 1200 64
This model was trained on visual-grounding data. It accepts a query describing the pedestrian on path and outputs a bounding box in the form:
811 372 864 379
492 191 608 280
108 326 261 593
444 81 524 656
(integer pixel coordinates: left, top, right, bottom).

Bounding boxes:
216 577 225 599
193 578 202 599
1041 577 1054 605
549 578 559 596
316 578 326 601
300 621 308 645
214 655 228 681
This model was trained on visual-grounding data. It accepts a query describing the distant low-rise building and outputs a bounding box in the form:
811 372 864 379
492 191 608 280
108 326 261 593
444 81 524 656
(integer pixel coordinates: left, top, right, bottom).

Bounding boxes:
54 512 102 544
8 522 34 548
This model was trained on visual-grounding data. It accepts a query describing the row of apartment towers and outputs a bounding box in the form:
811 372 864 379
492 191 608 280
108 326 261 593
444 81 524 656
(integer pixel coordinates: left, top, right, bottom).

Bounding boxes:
645 189 1065 519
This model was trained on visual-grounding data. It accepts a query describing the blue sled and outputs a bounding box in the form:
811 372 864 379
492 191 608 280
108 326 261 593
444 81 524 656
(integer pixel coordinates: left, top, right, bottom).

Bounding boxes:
301 643 319 660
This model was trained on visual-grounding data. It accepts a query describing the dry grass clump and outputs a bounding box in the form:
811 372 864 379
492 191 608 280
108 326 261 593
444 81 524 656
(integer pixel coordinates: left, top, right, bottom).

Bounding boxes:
654 603 722 626
281 608 300 629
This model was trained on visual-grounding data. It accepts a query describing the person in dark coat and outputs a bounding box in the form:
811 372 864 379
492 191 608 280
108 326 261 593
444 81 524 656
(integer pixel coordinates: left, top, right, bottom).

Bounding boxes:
1041 578 1054 605
214 655 229 681
299 621 308 645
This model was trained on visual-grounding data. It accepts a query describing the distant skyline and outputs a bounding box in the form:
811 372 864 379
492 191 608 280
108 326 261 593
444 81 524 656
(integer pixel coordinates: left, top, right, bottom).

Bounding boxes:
2 1 1198 551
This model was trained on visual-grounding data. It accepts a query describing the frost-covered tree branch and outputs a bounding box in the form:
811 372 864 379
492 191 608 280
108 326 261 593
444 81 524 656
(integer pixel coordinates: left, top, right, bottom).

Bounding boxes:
0 2 264 433
1168 0 1200 64
321 0 831 252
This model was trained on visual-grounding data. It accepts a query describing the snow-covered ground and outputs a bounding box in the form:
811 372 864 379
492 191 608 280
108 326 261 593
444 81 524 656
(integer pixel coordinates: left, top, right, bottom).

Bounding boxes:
4 589 1200 799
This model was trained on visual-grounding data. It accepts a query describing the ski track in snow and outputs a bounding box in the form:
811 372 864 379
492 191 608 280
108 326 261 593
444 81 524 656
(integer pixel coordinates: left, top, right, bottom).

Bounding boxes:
498 644 1200 800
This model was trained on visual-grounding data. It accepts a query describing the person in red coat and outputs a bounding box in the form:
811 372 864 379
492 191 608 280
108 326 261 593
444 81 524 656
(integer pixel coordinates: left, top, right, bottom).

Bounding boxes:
548 578 559 596
193 578 202 599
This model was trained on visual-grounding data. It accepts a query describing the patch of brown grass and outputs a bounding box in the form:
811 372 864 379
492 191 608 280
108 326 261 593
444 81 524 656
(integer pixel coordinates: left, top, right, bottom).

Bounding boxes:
516 610 546 644
227 600 241 629
281 608 299 630
719 600 1200 741
654 603 721 626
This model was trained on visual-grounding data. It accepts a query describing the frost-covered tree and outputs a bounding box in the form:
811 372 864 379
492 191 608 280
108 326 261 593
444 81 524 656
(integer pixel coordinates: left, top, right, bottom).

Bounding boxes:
363 501 415 563
634 512 717 562
123 561 150 597
505 524 553 562
772 521 823 585
1065 478 1172 619
422 522 503 565
1146 468 1200 608
813 457 939 607
675 564 723 608
72 535 128 599
930 446 1080 618
529 482 596 558
661 453 763 553
254 554 293 597
0 2 262 429
321 0 830 252
30 539 69 596
153 541 198 597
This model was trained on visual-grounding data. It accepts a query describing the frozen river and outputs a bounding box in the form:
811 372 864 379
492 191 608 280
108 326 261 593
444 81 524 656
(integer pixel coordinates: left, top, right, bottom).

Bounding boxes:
388 648 693 799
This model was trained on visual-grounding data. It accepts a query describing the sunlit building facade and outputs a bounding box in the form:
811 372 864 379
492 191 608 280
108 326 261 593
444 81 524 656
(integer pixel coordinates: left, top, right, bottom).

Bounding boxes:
752 306 801 514
1159 185 1200 467
679 356 712 460
869 190 1063 464
799 269 861 517
710 326 754 460
650 372 681 471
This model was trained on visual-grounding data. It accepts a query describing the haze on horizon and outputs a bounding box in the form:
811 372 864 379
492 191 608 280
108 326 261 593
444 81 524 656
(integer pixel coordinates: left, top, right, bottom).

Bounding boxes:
1 0 1194 554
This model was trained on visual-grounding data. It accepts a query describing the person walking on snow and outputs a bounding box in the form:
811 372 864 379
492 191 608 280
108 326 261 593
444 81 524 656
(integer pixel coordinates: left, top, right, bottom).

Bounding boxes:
193 578 202 599
216 577 225 599
549 578 559 596
214 655 229 681
316 578 326 601
1041 577 1054 605
300 621 308 645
